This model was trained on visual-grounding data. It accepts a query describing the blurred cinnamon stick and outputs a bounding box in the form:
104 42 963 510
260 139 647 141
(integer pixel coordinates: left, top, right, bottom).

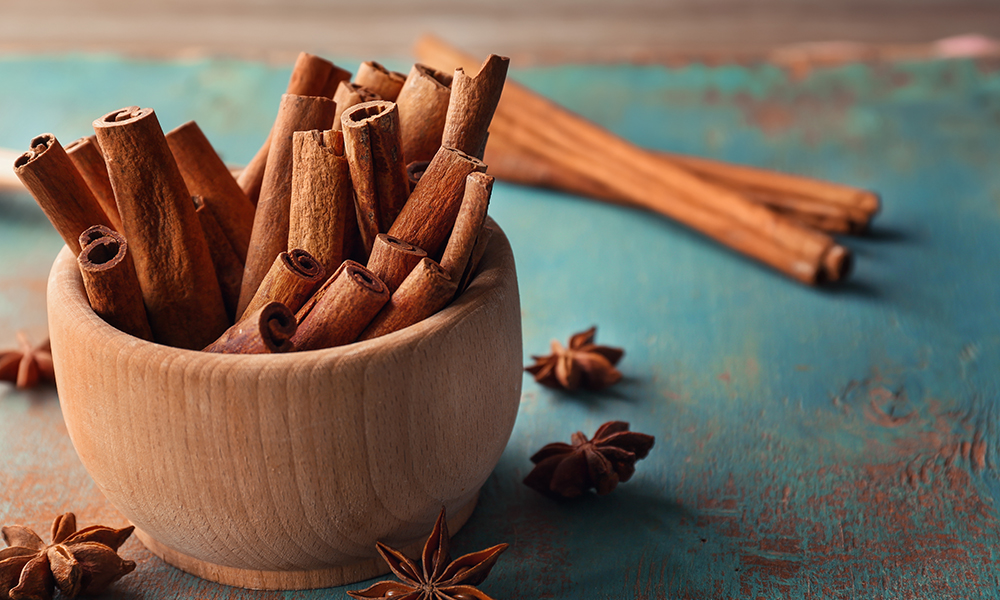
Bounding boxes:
354 61 406 102
64 135 121 232
193 195 244 322
238 52 351 205
396 63 453 164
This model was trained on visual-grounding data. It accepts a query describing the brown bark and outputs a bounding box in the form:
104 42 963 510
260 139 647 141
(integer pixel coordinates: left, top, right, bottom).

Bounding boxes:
457 224 493 294
166 121 256 262
77 227 153 341
441 54 509 160
331 82 381 132
93 106 229 349
341 100 409 256
193 195 244 323
406 160 430 192
388 145 487 259
358 258 457 341
396 63 453 165
238 93 337 316
64 135 121 232
366 233 427 294
288 129 355 274
13 134 113 253
241 248 326 321
203 301 297 354
440 172 492 281
354 61 406 102
238 52 350 205
292 261 389 351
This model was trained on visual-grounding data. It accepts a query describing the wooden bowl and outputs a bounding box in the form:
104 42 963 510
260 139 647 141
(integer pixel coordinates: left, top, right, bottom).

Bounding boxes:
46 225 521 590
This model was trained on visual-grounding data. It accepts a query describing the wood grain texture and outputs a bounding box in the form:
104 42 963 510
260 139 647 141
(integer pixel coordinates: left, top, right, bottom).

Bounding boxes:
45 224 521 589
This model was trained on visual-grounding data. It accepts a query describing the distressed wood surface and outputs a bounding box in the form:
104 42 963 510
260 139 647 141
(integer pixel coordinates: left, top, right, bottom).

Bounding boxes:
2 53 1000 598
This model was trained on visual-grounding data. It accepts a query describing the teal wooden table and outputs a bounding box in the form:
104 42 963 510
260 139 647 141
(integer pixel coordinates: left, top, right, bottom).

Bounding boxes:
2 53 1000 599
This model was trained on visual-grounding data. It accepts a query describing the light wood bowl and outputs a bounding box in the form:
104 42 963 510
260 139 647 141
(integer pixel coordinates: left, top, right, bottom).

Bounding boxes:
46 225 521 590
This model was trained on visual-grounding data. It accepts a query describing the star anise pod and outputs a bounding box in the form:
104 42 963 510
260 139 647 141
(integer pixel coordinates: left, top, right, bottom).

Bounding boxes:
524 327 623 391
347 507 508 600
524 421 655 499
0 513 135 600
0 333 54 390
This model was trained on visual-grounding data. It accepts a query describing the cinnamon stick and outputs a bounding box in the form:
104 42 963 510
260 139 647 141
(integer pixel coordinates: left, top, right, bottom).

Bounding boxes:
289 129 355 274
441 54 509 159
238 53 351 206
79 224 116 249
77 227 153 341
340 100 409 256
358 258 457 341
238 93 337 316
440 171 492 281
203 301 297 354
332 82 381 132
64 135 121 232
166 121 256 262
354 61 406 102
93 106 229 349
396 63 453 164
457 224 493 294
193 195 243 322
366 233 427 294
292 261 389 351
240 249 326 321
388 145 487 258
416 36 853 284
13 134 113 253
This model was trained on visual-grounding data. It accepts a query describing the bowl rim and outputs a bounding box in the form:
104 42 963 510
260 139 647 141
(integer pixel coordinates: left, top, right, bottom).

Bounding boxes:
48 218 514 363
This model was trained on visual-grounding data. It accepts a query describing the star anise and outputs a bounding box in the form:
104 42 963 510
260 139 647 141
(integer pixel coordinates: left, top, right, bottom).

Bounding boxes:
347 507 508 600
0 513 135 600
525 327 623 391
524 421 655 499
0 333 54 390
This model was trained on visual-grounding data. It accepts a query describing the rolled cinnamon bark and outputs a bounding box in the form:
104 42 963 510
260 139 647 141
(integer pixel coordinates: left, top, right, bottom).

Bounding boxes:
203 301 297 354
93 106 229 349
13 134 113 253
366 233 427 294
354 61 406 102
406 160 430 191
289 129 354 273
77 227 153 341
79 224 116 249
341 100 409 256
441 54 509 159
396 64 453 164
457 224 493 294
166 121 256 262
64 135 121 232
358 257 457 341
241 248 325 321
388 145 487 258
238 93 337 316
193 196 243 322
292 261 389 351
238 52 350 205
440 172 492 281
332 82 381 132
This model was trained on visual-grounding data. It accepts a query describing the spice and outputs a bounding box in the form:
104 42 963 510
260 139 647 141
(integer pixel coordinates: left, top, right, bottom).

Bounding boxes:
525 327 624 391
524 421 655 498
347 507 507 600
0 512 135 600
0 333 54 390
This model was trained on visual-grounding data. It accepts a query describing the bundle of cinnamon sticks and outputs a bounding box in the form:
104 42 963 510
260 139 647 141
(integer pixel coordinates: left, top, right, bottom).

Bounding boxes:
14 51 507 354
416 36 880 285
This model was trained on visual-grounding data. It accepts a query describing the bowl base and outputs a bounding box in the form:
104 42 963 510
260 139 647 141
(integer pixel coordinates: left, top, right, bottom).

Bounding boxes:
135 494 479 590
